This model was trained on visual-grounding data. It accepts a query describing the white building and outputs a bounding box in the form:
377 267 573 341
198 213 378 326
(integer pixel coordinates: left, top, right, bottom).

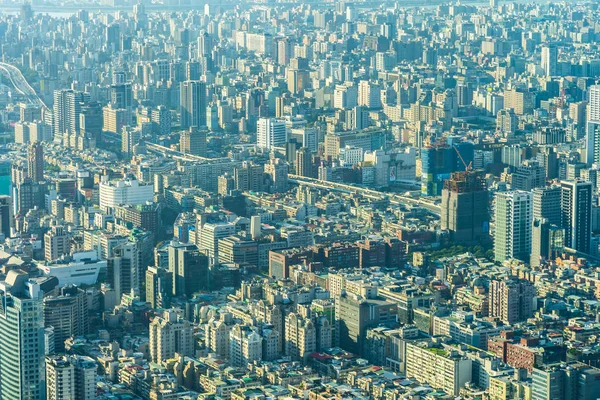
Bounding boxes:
339 145 364 165
405 341 472 396
99 176 154 210
38 251 105 286
229 325 262 367
257 118 287 150
198 222 236 264
149 309 194 364
493 191 532 263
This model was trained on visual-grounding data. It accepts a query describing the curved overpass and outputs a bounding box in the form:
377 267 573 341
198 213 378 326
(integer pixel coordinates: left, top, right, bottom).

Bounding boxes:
0 62 49 111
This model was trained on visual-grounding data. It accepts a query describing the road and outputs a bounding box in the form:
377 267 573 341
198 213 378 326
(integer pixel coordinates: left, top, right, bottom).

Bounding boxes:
288 174 441 215
0 62 49 111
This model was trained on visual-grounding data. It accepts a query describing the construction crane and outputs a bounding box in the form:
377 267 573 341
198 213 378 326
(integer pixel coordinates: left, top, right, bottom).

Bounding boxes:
453 145 472 172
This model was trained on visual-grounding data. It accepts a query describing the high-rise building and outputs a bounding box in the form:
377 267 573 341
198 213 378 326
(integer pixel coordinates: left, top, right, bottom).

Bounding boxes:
489 278 535 324
149 309 194 363
335 293 397 355
107 241 140 300
198 222 236 264
285 313 316 361
145 266 173 309
121 126 141 158
440 171 490 244
167 241 209 297
98 176 154 211
45 355 97 400
27 141 44 183
0 195 12 238
296 147 313 178
493 191 532 263
532 186 562 226
585 85 600 165
541 45 558 77
532 363 600 400
44 225 70 261
43 286 88 352
46 355 75 400
264 158 289 193
0 270 45 400
229 325 262 367
180 80 207 129
257 118 287 150
530 218 565 267
405 340 473 396
234 161 264 192
560 180 592 254
53 89 89 136
180 126 207 157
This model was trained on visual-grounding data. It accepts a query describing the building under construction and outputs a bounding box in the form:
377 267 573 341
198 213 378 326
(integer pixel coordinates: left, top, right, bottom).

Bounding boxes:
440 171 490 244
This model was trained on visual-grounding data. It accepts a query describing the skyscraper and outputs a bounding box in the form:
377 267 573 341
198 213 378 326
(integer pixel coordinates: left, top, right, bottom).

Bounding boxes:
180 80 207 129
168 241 209 297
585 85 600 165
53 89 89 137
0 270 45 400
541 45 558 77
295 147 313 177
560 180 592 254
0 195 12 238
257 118 287 150
532 186 562 226
27 141 44 183
440 171 489 244
493 191 532 263
45 355 97 400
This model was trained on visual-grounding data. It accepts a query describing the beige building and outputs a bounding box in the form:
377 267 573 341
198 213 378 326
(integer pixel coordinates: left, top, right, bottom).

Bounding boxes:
149 309 194 363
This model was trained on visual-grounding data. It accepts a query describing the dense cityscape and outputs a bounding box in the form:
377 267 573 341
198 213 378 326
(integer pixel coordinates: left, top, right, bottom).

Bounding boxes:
0 0 599 399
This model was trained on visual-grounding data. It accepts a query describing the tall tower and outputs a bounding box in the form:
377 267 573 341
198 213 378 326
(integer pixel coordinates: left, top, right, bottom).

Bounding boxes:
440 171 489 244
541 45 558 77
493 191 532 263
27 141 44 183
295 147 313 178
585 85 600 165
179 80 207 129
0 270 45 400
560 180 592 254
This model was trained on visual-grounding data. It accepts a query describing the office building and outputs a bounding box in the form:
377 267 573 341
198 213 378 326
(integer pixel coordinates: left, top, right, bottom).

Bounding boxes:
532 186 562 226
257 118 287 150
532 363 600 400
198 222 236 264
0 270 45 400
180 80 207 129
146 266 172 309
489 278 535 324
99 176 154 210
234 162 264 192
149 309 194 363
38 251 105 287
530 218 565 267
541 45 558 77
107 241 140 300
296 147 313 177
440 171 490 244
0 195 12 238
43 286 88 352
180 126 207 157
421 142 474 196
493 191 532 263
121 126 141 158
27 141 44 183
335 293 397 355
561 180 592 254
218 236 259 266
585 85 600 165
167 241 209 297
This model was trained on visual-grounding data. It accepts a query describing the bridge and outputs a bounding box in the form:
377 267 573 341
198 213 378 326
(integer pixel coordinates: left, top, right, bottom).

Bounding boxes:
288 174 441 215
0 62 49 111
